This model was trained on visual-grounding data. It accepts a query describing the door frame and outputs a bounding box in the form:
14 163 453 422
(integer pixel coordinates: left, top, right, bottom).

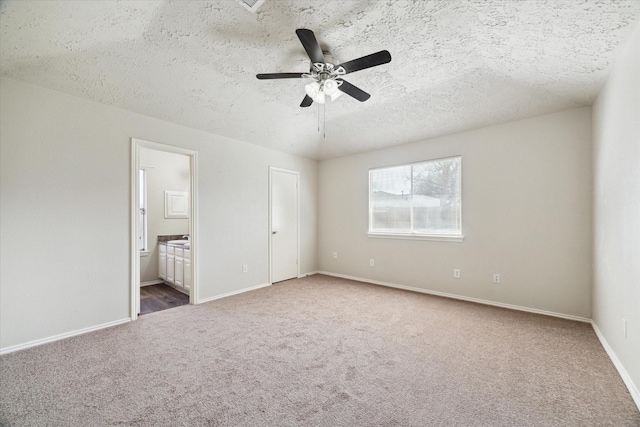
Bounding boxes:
268 166 300 284
130 138 199 320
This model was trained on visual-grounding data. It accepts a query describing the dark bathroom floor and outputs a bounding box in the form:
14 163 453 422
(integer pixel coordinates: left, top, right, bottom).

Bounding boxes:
140 283 189 315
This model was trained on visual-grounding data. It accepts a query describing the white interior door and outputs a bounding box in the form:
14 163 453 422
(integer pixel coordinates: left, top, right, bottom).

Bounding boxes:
271 168 299 283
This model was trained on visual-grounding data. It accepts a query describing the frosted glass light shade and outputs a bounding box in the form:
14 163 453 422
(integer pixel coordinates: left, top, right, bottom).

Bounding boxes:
305 81 320 99
323 79 338 96
305 81 326 104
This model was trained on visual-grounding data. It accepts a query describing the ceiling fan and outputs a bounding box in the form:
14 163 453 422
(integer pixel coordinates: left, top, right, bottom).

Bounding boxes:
257 29 391 107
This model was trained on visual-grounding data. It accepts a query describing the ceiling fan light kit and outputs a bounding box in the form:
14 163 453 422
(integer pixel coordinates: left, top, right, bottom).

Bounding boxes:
257 28 391 108
303 65 344 104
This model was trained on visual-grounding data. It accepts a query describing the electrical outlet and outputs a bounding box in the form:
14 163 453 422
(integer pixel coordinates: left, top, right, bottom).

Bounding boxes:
242 264 248 273
333 251 338 259
623 318 627 338
493 274 501 284
454 269 461 279
369 259 375 267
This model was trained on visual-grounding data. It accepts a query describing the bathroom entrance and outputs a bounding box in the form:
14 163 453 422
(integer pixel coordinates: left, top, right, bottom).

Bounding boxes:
130 138 198 319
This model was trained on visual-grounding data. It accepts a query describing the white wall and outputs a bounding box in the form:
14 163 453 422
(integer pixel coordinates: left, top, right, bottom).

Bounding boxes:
318 107 593 318
0 77 317 351
592 23 640 404
139 148 190 283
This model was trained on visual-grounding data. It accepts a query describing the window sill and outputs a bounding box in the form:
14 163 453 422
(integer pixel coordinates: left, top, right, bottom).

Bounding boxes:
140 251 150 257
367 232 464 242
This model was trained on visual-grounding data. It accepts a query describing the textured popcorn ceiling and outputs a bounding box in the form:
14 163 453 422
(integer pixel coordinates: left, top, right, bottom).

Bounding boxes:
1 1 639 160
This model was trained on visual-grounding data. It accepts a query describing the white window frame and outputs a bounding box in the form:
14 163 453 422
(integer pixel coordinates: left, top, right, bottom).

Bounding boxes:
368 156 464 242
139 168 149 254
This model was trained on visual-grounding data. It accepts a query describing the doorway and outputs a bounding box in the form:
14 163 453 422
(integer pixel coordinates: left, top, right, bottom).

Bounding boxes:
269 167 300 284
130 138 198 320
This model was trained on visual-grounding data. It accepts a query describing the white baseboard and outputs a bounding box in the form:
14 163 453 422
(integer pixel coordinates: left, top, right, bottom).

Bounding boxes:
591 321 640 411
0 318 131 355
298 271 319 278
140 279 163 287
316 271 591 323
197 282 271 304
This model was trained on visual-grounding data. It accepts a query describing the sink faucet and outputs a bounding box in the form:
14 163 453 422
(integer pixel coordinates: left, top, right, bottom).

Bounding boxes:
182 235 189 240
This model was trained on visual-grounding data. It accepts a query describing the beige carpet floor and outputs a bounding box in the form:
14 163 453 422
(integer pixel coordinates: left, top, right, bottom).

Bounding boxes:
1 274 638 426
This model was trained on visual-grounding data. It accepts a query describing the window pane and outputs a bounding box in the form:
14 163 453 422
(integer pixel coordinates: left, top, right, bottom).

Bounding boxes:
412 157 461 234
139 169 145 206
369 157 462 237
139 169 146 251
370 165 412 232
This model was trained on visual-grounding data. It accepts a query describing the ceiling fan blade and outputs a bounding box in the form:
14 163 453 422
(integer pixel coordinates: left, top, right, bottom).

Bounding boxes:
336 79 371 102
296 29 325 64
300 95 313 107
256 73 305 80
336 50 391 74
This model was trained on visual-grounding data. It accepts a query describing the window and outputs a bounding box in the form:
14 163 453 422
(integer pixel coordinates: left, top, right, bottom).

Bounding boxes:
369 156 462 241
139 168 148 252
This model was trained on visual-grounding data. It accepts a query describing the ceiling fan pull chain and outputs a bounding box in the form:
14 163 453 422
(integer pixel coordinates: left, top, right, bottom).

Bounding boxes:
323 102 326 139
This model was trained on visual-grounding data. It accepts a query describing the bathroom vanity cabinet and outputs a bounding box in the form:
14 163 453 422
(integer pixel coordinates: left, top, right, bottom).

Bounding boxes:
167 247 175 284
158 243 190 294
159 245 167 281
184 249 191 292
